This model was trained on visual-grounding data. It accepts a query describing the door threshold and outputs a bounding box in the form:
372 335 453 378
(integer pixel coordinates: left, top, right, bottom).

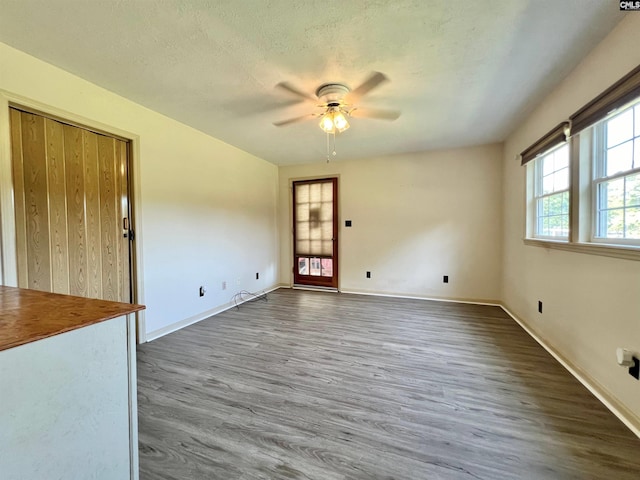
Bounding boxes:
292 285 339 293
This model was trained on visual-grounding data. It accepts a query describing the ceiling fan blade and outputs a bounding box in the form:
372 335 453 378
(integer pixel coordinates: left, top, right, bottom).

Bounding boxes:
348 107 400 121
273 113 318 127
345 72 389 103
224 97 302 116
275 82 317 102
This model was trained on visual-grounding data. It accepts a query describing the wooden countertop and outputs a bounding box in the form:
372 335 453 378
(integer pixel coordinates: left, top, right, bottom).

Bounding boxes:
0 286 145 352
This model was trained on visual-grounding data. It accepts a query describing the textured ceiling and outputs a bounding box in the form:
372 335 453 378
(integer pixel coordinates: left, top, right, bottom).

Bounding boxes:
0 1 626 165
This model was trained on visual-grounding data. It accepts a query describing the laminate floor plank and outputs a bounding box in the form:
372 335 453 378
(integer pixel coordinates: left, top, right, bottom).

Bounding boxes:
138 289 640 479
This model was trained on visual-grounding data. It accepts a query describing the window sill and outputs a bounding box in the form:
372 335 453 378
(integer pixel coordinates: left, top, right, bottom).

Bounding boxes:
523 238 640 261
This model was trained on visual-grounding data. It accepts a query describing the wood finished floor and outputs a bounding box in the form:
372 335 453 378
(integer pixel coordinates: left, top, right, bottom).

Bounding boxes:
137 289 640 479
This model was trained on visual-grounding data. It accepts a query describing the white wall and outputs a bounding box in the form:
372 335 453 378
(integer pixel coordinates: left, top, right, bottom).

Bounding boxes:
0 43 279 338
502 15 640 424
279 145 503 303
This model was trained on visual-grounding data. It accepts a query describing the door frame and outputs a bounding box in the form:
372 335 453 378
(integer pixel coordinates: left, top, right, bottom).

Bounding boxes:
0 90 147 341
289 175 340 290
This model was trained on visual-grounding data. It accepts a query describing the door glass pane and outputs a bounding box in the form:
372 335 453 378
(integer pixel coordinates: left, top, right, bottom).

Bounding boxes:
296 184 309 204
321 259 333 277
321 222 333 240
309 257 321 276
296 240 310 255
298 257 308 275
297 203 309 221
322 181 333 201
297 222 310 240
310 240 321 254
309 183 322 202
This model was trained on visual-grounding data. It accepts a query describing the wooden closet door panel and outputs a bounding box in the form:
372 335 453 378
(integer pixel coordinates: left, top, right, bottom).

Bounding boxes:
21 112 51 292
45 118 70 295
98 135 119 301
116 140 131 303
64 124 88 297
83 131 102 299
9 109 29 288
10 109 132 304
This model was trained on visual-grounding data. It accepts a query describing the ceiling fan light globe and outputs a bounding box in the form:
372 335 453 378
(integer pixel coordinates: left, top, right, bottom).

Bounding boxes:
333 112 349 132
320 114 336 133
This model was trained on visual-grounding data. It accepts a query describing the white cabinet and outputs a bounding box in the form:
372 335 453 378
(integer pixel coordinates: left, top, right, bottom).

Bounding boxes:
0 314 139 480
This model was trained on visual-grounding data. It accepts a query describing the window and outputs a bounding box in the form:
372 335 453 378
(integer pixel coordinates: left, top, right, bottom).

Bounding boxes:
592 103 640 241
521 63 640 259
532 144 570 239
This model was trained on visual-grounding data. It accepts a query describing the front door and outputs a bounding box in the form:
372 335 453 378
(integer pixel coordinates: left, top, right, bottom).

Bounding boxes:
292 178 338 288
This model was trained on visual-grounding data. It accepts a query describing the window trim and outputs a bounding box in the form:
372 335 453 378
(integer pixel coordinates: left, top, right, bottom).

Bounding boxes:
523 237 640 261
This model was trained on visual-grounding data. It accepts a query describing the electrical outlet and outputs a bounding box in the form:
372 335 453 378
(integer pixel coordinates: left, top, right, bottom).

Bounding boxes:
236 278 241 286
443 275 449 283
366 271 371 278
199 286 206 297
256 272 259 280
538 301 543 313
222 281 227 290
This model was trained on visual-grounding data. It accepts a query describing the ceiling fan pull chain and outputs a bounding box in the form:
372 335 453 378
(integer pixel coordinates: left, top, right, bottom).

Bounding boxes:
326 131 330 162
332 131 337 157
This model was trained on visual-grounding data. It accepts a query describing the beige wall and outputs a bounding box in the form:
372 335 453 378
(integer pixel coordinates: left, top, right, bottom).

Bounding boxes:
502 15 640 423
0 43 279 338
279 145 503 303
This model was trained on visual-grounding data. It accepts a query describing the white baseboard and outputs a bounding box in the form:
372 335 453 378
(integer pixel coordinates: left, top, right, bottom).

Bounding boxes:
292 285 338 293
339 288 500 307
145 285 281 342
500 303 640 439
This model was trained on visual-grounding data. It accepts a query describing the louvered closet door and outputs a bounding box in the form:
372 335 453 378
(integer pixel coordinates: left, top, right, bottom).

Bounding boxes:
9 108 131 302
292 178 338 288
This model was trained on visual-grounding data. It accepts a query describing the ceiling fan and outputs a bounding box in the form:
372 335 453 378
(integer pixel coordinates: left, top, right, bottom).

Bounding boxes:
273 72 400 133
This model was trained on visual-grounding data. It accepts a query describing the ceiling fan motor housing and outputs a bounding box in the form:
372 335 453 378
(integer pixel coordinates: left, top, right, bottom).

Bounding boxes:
273 73 398 128
316 83 350 104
